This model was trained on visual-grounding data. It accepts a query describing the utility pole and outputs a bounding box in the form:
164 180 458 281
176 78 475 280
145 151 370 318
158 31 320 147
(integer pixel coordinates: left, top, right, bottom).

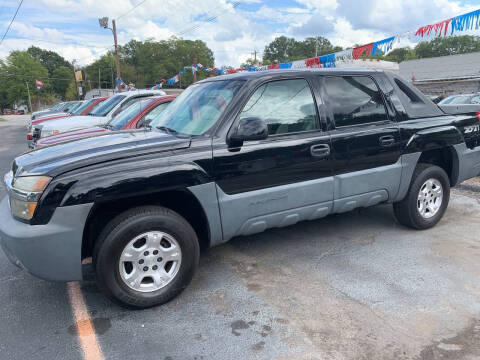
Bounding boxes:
98 67 101 90
315 37 318 57
193 55 197 83
72 60 79 100
251 50 258 65
99 17 121 91
25 81 33 113
112 19 121 90
110 59 114 90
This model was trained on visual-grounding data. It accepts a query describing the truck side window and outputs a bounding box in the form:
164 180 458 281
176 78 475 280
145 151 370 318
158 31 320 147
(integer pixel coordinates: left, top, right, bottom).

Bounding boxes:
240 79 319 135
325 76 388 127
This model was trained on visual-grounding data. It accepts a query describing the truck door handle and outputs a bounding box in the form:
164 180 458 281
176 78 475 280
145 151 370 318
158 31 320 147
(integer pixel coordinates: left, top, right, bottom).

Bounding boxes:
379 135 395 147
310 144 330 158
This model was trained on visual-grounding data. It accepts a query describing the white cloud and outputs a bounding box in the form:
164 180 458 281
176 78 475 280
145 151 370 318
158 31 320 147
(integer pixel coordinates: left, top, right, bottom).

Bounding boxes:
1 0 480 70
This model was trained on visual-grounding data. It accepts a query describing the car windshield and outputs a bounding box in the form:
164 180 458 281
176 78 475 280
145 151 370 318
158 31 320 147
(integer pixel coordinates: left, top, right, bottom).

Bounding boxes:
448 96 471 104
71 99 96 115
150 80 244 136
109 98 155 130
51 103 64 111
89 95 126 116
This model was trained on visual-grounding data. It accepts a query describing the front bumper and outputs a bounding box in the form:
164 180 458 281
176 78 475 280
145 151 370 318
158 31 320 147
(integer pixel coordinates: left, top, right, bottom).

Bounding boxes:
0 197 93 281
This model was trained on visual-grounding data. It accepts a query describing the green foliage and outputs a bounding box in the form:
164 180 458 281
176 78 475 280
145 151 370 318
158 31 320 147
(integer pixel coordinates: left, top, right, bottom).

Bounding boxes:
65 81 78 100
414 35 480 58
84 54 117 89
2 51 50 108
117 37 215 88
27 46 71 75
263 36 339 63
52 66 73 99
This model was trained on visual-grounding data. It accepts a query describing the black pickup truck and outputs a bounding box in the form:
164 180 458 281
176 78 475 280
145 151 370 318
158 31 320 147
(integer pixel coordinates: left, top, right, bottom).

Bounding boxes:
1 69 480 308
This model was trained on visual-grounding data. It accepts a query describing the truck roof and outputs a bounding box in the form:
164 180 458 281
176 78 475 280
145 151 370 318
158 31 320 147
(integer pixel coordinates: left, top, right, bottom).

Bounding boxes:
199 68 384 83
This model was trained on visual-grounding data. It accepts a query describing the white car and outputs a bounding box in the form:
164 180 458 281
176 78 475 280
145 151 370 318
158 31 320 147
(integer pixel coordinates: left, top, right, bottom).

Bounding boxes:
32 90 166 142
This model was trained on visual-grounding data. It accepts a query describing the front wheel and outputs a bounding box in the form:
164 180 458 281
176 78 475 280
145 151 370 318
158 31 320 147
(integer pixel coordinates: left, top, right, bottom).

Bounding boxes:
93 206 199 309
393 163 450 230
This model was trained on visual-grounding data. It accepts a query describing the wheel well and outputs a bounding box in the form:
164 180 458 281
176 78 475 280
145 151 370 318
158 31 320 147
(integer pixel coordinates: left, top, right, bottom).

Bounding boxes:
82 190 211 260
418 147 454 185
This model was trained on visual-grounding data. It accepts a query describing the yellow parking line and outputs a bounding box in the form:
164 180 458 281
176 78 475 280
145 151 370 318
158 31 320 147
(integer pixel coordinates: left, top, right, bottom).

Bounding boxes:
67 282 103 360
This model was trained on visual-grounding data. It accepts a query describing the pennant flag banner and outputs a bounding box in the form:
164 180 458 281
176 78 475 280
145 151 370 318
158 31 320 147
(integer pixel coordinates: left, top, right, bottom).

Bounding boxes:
319 54 336 68
450 8 480 35
416 8 480 37
36 80 43 90
116 7 478 91
372 37 396 55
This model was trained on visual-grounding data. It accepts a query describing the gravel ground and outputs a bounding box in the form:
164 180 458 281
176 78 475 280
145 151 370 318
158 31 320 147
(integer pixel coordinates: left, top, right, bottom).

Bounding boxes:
0 114 479 360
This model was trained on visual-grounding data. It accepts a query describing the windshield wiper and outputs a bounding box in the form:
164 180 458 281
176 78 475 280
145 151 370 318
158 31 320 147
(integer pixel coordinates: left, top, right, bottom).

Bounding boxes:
156 126 178 135
102 124 114 130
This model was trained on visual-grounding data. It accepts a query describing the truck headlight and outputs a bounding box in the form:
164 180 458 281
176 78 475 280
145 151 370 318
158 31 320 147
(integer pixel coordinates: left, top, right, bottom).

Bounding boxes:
41 129 59 138
6 174 52 220
13 176 51 192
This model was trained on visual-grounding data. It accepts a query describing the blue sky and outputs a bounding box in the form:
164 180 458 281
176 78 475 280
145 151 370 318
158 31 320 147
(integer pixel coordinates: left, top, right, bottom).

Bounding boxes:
0 0 479 67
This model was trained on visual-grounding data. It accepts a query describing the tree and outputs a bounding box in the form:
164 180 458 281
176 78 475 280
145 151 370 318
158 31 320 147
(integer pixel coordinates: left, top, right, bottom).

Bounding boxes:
415 35 480 58
3 51 49 106
263 36 339 63
27 46 71 76
84 54 117 90
116 37 215 88
263 36 298 63
52 66 73 99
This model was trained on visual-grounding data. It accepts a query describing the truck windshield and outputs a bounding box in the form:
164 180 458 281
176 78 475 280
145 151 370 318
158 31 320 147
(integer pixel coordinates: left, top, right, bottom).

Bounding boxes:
150 80 244 136
89 95 125 116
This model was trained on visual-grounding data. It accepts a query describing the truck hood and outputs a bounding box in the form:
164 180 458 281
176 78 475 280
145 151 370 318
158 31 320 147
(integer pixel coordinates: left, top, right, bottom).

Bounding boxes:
13 130 191 177
39 115 108 132
35 126 109 148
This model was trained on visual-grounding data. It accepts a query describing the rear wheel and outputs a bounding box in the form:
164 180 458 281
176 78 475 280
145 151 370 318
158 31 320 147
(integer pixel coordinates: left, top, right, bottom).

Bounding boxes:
93 206 199 309
393 163 450 230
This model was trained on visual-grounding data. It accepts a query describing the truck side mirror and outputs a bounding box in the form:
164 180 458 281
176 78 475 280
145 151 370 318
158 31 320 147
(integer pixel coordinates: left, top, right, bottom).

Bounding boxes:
229 117 268 144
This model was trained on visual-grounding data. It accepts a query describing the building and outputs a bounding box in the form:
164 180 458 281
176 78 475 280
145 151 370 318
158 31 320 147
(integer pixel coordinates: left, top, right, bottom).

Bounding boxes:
399 52 480 96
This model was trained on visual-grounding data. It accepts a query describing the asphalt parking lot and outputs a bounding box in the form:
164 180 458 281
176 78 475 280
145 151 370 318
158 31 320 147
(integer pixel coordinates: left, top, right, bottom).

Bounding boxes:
1 115 480 360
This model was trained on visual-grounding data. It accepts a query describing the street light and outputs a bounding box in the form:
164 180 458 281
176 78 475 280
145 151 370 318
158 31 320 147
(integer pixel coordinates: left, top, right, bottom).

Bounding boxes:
98 17 109 29
99 16 121 91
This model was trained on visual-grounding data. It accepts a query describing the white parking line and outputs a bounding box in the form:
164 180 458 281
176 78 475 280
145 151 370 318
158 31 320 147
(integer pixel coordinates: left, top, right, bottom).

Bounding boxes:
67 282 103 360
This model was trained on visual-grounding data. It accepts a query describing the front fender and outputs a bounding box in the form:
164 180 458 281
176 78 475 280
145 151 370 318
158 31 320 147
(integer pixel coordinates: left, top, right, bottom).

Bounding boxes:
59 161 212 207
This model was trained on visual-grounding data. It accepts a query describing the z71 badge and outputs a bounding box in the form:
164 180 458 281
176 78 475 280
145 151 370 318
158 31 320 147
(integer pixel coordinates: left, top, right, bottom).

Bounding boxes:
465 124 480 134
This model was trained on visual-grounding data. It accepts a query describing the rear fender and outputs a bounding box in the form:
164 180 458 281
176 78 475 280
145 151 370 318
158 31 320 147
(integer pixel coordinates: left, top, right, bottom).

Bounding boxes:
405 126 463 153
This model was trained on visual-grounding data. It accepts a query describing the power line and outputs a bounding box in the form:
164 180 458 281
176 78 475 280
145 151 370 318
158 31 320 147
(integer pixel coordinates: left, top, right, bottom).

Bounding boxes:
117 0 149 20
176 2 240 37
0 0 24 46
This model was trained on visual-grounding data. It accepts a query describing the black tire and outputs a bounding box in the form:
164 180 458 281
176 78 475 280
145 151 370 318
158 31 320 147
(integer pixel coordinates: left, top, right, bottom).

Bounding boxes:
393 163 450 230
93 206 199 309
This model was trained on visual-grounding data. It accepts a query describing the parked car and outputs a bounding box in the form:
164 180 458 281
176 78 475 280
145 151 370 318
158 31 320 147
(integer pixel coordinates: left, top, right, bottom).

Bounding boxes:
439 93 480 105
35 95 176 148
1 69 480 309
30 90 166 145
31 101 81 120
27 97 108 148
30 103 65 119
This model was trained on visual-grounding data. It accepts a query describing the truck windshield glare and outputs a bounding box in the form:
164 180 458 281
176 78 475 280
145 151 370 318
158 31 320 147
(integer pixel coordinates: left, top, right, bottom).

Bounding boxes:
150 80 245 136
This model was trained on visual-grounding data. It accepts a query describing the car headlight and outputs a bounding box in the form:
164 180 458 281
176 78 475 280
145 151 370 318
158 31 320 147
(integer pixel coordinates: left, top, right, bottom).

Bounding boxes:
41 129 59 138
5 173 52 220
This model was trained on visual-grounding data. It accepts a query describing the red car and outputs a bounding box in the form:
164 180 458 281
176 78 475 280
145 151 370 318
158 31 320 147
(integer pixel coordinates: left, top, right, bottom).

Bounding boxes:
35 95 176 148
